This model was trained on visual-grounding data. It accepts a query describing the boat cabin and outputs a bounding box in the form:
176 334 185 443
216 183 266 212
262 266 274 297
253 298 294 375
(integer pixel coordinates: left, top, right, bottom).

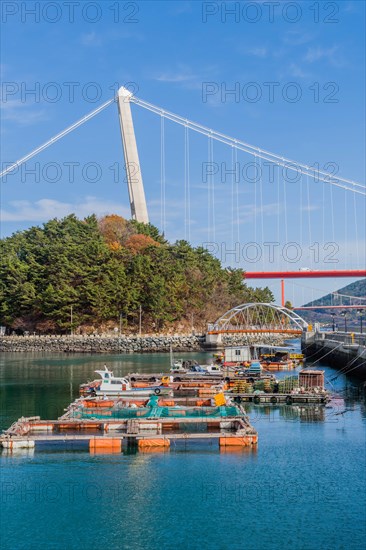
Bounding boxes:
224 346 251 365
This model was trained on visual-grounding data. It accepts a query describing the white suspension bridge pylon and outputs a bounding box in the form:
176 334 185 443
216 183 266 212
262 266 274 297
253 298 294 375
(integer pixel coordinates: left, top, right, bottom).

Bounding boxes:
1 86 365 231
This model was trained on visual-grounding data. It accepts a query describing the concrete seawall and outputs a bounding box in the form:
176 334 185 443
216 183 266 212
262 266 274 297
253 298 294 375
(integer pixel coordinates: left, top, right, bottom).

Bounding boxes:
302 331 366 380
0 333 290 354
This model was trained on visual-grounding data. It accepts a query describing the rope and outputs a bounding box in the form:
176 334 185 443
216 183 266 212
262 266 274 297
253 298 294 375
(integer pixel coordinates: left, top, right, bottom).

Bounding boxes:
304 341 344 362
309 342 345 365
331 358 366 380
330 353 363 379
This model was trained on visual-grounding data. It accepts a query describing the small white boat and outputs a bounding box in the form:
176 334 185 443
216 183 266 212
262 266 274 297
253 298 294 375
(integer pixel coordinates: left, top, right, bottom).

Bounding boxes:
204 364 222 375
93 367 167 396
170 359 188 374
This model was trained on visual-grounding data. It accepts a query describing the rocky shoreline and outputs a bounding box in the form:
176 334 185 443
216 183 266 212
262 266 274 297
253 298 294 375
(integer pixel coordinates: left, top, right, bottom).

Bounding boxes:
0 333 290 353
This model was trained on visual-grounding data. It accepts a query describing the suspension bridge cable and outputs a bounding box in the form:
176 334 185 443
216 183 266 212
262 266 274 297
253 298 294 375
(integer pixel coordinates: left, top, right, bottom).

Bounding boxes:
353 191 359 269
207 136 211 242
160 115 166 233
322 180 325 247
277 164 280 253
283 166 288 248
306 174 312 268
187 129 191 242
3 93 364 196
234 145 240 244
0 98 116 178
184 124 191 242
300 172 303 253
184 124 188 240
259 156 264 268
131 96 365 193
231 145 235 247
344 188 347 269
330 179 335 242
211 136 215 243
254 154 257 245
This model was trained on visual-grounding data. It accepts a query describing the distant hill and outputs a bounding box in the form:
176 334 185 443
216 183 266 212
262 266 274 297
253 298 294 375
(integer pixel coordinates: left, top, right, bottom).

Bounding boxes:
299 279 366 327
304 279 366 307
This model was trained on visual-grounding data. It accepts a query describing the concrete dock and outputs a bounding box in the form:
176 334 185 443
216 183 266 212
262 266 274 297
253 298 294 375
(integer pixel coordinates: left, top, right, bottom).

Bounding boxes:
302 330 366 379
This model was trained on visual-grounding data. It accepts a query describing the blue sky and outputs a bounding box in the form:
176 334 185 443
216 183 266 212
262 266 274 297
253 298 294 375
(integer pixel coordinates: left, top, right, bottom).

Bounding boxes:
1 0 365 305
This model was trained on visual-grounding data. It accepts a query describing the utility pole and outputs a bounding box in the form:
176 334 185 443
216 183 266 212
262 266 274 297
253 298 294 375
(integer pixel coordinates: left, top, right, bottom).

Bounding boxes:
281 279 285 307
70 305 73 336
357 309 363 334
341 311 348 333
331 313 335 332
139 305 142 337
119 312 123 337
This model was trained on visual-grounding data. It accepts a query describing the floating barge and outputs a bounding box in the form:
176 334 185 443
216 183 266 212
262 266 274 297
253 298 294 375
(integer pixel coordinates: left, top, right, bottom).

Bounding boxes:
2 369 329 453
127 371 276 384
0 395 258 452
227 369 329 404
80 368 329 404
230 393 329 405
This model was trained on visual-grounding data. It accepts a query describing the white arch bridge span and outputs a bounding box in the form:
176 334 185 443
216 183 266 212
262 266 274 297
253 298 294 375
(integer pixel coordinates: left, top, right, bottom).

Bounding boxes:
207 303 308 337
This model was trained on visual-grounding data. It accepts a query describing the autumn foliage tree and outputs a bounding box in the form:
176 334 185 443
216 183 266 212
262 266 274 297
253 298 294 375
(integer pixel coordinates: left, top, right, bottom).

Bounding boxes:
0 214 274 333
125 234 160 254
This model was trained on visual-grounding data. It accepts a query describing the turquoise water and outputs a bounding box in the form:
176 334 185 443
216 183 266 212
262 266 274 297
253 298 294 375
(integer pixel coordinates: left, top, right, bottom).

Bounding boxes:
1 348 365 550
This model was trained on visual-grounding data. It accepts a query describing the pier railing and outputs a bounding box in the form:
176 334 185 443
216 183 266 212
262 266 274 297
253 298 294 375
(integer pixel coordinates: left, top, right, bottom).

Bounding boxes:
319 332 366 347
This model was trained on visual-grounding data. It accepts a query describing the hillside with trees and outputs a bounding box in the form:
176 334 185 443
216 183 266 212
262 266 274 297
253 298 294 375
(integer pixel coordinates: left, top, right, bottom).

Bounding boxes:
302 280 365 307
299 279 366 326
0 214 274 334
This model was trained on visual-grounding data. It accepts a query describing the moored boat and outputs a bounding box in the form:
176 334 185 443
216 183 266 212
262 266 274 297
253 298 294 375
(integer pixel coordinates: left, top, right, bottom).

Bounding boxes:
80 366 171 397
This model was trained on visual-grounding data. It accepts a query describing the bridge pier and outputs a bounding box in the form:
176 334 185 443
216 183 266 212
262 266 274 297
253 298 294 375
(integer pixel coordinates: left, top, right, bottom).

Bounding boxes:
204 332 223 350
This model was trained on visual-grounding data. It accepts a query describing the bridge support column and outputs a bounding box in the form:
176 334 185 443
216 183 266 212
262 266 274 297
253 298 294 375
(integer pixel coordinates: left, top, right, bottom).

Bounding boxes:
117 87 149 224
205 333 222 349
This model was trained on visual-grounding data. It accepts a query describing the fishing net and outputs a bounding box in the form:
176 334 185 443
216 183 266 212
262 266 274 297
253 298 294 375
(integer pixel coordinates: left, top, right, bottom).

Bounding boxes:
71 405 242 420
